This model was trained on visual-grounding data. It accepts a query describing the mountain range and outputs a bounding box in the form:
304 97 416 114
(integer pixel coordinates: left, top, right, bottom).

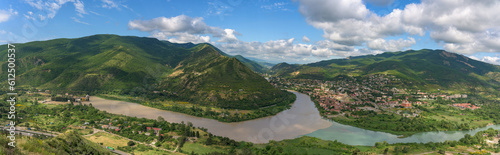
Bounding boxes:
271 49 500 94
0 34 292 109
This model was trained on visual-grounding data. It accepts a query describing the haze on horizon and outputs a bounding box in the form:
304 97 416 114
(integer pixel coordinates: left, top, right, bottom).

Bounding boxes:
0 0 499 65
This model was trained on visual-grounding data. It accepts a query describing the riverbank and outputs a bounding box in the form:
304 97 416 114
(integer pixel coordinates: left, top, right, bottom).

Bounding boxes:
97 91 296 122
87 92 332 144
305 90 498 137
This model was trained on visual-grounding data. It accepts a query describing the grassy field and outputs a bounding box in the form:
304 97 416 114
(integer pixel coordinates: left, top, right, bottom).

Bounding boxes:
85 132 129 149
181 143 228 154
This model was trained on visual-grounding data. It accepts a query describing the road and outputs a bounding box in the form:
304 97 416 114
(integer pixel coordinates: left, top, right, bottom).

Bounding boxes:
0 126 59 137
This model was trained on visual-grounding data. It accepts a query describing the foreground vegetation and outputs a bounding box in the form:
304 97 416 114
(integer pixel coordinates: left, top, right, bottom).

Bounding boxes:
1 94 499 154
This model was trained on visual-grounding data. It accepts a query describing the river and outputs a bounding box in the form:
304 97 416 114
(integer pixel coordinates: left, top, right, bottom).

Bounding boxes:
88 92 332 144
88 92 500 145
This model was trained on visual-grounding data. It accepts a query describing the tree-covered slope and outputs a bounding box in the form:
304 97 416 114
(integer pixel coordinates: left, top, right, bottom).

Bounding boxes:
163 44 293 109
271 49 500 92
0 34 293 109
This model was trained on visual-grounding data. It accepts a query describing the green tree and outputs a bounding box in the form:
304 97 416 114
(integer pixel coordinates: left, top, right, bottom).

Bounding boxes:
157 116 165 122
127 141 135 146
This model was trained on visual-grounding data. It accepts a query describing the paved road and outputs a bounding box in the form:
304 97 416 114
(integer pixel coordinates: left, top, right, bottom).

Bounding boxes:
0 126 58 137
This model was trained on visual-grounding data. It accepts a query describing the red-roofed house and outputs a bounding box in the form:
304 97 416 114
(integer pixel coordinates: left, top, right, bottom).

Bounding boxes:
153 128 162 136
401 102 412 108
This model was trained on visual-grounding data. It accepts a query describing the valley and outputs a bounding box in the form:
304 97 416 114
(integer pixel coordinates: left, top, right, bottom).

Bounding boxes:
1 36 500 154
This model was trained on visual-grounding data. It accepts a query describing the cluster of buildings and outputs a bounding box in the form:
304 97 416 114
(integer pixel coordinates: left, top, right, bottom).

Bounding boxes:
452 103 480 110
269 74 478 116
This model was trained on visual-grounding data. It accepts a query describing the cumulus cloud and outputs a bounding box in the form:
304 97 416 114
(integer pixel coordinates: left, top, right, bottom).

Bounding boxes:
367 37 415 52
297 0 500 55
0 8 18 23
151 32 211 44
470 55 500 65
218 38 331 62
217 38 370 62
365 0 395 6
128 15 241 44
302 36 310 42
24 0 86 19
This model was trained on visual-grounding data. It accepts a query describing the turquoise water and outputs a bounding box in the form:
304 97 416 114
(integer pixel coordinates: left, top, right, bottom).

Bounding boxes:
90 92 499 145
307 120 500 146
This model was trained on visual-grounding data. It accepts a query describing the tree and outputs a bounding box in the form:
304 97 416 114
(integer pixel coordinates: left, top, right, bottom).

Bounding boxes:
127 141 135 146
196 131 200 138
157 116 165 122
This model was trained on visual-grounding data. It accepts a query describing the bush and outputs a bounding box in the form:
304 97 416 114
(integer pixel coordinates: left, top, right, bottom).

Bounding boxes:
128 141 135 146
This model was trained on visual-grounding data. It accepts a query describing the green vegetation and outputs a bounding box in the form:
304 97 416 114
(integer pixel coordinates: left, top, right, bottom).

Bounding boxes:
320 94 500 136
271 49 500 95
0 130 112 155
1 93 499 154
271 49 500 136
0 34 295 112
363 128 500 154
99 93 295 122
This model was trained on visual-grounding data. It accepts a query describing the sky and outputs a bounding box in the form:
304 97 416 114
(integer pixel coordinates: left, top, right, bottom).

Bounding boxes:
0 0 500 65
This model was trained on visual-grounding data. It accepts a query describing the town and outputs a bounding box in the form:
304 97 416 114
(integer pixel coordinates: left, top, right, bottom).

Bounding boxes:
268 74 478 118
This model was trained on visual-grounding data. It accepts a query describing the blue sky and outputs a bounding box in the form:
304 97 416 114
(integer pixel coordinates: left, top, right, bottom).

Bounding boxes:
1 0 499 65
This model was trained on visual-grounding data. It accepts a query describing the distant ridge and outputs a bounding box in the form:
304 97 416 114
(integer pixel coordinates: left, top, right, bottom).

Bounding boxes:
271 49 500 92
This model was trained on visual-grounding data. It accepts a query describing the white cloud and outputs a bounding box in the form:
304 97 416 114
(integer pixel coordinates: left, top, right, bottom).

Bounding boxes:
129 15 222 35
365 0 395 6
101 0 119 9
261 2 289 11
71 17 88 25
470 55 500 65
217 29 240 43
299 0 369 22
297 0 500 55
74 0 86 17
302 36 310 42
129 15 242 44
367 37 416 52
0 8 18 23
24 0 86 19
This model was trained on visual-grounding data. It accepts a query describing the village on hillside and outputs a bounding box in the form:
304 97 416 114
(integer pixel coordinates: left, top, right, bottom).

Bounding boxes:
268 74 478 117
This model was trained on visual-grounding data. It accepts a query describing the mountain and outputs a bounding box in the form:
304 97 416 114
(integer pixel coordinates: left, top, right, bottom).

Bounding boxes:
201 44 269 73
0 34 293 109
271 49 500 92
231 55 269 73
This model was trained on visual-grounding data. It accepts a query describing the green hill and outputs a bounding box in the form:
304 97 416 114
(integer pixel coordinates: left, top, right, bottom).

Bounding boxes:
271 49 500 93
0 34 293 110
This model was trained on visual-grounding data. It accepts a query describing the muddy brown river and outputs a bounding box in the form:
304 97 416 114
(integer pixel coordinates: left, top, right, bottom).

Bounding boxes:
88 92 500 145
88 92 332 143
